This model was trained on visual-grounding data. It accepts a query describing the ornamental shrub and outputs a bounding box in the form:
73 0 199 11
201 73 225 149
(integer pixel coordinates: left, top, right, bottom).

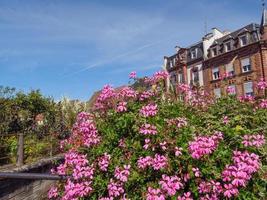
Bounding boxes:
49 72 267 200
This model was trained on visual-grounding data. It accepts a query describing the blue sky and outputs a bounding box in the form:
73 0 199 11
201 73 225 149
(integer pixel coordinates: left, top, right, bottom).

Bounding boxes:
0 0 264 100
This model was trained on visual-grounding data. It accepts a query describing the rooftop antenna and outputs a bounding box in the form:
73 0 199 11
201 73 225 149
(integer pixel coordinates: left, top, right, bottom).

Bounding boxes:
262 0 266 8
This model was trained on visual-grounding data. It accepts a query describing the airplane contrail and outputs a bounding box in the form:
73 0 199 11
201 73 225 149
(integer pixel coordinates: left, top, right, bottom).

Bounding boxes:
62 40 162 77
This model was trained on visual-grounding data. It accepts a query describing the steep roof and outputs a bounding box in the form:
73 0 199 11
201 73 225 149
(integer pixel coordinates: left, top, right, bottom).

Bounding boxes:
210 23 260 47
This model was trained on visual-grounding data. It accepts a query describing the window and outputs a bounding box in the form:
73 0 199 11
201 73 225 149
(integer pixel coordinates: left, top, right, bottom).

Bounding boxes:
240 35 247 47
227 84 236 95
241 58 251 73
225 42 231 52
212 48 217 57
173 58 176 66
170 73 177 84
212 67 220 80
214 88 221 98
169 60 173 68
178 73 184 83
243 81 253 96
192 70 199 83
191 49 197 59
225 63 234 76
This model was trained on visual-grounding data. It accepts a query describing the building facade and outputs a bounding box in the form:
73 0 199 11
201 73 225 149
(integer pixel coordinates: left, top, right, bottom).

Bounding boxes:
164 8 267 98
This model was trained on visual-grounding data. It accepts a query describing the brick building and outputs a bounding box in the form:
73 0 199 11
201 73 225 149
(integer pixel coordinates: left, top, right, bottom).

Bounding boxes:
164 8 267 98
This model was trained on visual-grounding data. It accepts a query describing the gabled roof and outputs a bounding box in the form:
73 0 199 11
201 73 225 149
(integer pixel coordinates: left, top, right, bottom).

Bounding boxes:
210 23 260 47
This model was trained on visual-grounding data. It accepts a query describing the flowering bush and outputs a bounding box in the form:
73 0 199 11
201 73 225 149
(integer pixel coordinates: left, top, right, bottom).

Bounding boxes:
49 70 267 199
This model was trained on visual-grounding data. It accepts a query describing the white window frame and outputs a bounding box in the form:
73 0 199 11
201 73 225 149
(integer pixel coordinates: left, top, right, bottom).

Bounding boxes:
212 67 220 80
241 58 251 73
191 49 197 59
192 70 199 83
225 63 234 76
225 41 231 52
243 81 253 96
178 73 184 83
239 35 248 47
214 88 221 98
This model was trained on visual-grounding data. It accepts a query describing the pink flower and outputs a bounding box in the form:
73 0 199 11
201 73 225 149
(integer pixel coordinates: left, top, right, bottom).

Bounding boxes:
137 156 153 169
160 141 167 151
94 84 117 110
239 95 254 103
192 167 201 177
114 165 131 182
226 86 236 95
174 147 183 157
143 138 151 150
177 191 193 200
139 90 155 101
146 187 165 200
48 186 58 199
118 87 137 99
177 83 190 93
152 154 168 170
222 116 229 125
140 103 158 117
223 184 239 198
62 179 93 200
98 153 111 172
139 124 157 135
129 71 137 79
159 174 183 196
116 102 127 113
189 132 223 159
108 179 124 197
259 99 267 108
256 78 267 90
242 134 265 147
221 151 260 198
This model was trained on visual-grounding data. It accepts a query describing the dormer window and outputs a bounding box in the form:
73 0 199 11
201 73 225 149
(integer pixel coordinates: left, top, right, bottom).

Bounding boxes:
225 41 231 52
191 49 197 59
169 60 173 68
212 48 217 57
240 35 248 47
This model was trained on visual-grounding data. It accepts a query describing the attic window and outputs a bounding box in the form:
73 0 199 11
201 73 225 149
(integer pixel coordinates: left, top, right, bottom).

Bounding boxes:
191 49 197 59
240 35 248 47
225 41 231 52
212 48 217 57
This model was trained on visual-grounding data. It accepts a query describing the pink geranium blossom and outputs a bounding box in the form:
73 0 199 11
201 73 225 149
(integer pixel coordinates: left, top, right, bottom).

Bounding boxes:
139 124 157 135
189 132 223 159
116 101 127 113
146 187 165 200
159 174 183 196
242 134 265 147
129 71 137 79
140 103 158 117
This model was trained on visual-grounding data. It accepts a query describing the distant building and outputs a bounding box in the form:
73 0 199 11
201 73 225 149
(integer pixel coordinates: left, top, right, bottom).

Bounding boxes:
164 7 267 98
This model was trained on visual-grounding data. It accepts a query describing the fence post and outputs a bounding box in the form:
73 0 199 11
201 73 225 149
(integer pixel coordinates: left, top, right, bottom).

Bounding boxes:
17 133 24 166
